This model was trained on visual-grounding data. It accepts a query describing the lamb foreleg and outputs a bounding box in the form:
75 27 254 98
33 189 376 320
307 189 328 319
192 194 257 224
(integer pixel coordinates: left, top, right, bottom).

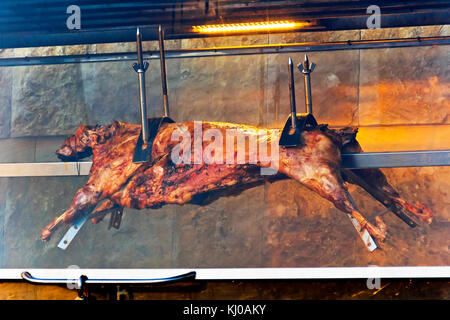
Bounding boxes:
41 183 102 240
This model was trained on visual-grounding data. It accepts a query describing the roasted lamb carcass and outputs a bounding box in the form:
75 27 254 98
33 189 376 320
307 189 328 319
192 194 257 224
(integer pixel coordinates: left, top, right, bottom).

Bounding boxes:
41 121 433 246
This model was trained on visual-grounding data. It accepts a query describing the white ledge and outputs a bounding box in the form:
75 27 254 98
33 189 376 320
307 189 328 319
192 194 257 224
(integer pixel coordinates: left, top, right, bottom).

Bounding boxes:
0 162 92 177
1 266 450 280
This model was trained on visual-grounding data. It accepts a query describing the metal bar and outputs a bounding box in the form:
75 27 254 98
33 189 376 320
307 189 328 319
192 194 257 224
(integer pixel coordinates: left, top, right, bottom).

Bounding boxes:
0 36 448 67
21 271 197 285
0 150 448 177
137 69 149 145
303 66 313 115
341 150 450 169
57 212 91 250
299 54 315 115
58 204 124 250
133 28 150 146
159 25 170 118
287 57 297 130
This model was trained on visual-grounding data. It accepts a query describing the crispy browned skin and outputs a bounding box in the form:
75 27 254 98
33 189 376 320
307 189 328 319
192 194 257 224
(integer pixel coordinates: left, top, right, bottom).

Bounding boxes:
41 121 433 244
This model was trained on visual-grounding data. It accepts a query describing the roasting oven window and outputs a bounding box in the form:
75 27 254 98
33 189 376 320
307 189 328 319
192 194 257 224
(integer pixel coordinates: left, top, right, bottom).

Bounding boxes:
0 27 448 276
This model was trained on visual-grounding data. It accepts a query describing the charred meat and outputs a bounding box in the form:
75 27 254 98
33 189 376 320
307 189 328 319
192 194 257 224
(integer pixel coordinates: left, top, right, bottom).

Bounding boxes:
42 121 433 245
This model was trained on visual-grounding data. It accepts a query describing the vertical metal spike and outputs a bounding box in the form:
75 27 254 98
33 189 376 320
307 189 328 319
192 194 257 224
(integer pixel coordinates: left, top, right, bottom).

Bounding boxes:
303 54 310 70
134 27 149 146
288 57 297 131
299 54 314 115
159 25 170 118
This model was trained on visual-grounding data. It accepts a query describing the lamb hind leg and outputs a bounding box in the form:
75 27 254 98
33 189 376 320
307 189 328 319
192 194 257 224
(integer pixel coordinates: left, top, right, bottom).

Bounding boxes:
390 197 433 224
279 162 387 241
342 140 434 224
41 184 102 240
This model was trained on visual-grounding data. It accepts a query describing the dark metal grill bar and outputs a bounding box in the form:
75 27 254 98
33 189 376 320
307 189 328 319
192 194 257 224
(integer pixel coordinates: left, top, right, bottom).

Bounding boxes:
1 36 448 67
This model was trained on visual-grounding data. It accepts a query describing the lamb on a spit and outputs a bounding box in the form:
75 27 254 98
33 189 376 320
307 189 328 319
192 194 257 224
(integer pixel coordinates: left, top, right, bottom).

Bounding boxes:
41 121 433 247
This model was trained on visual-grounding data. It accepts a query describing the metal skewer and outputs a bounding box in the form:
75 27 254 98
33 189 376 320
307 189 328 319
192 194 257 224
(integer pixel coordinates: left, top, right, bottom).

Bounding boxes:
133 28 150 159
298 54 315 115
159 25 170 118
134 28 149 146
288 57 297 132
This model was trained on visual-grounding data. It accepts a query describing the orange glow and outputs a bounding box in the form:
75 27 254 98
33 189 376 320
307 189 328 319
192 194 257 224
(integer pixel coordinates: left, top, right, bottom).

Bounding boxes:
356 125 450 152
192 21 311 33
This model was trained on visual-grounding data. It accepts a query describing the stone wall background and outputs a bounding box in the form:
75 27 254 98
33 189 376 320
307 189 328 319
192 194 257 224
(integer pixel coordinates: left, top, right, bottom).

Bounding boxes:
0 26 448 269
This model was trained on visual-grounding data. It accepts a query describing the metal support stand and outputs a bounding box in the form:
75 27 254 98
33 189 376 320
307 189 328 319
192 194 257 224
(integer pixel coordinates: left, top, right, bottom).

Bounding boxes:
159 25 170 118
133 28 151 163
299 54 316 116
133 26 175 163
133 28 150 145
279 55 318 147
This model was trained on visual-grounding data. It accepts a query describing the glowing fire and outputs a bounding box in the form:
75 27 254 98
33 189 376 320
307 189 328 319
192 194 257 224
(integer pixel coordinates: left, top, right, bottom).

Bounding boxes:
192 21 312 33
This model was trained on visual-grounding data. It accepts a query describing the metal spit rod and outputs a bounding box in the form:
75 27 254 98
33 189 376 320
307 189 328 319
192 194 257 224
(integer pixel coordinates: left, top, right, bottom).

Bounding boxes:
159 25 170 118
298 54 316 115
133 28 149 146
288 57 297 131
0 150 448 178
